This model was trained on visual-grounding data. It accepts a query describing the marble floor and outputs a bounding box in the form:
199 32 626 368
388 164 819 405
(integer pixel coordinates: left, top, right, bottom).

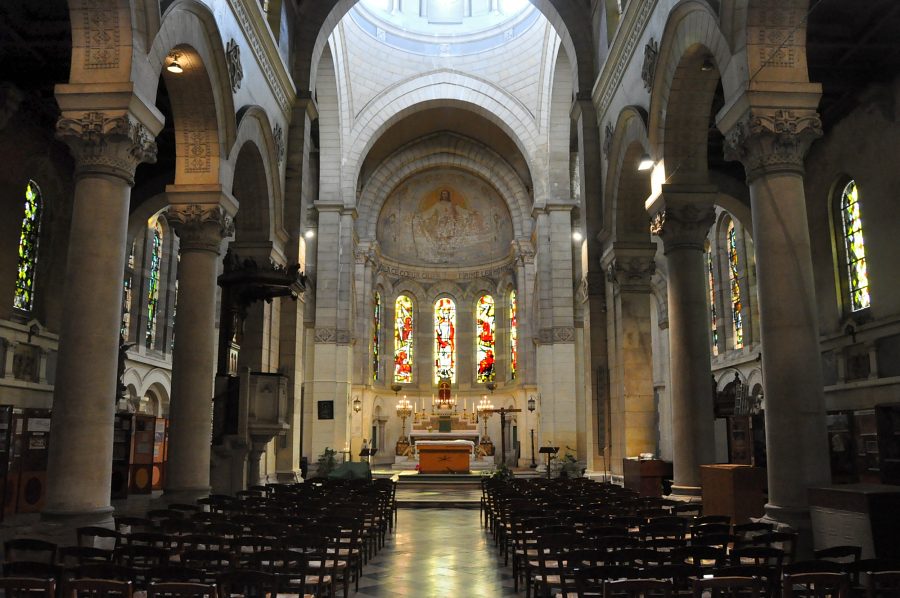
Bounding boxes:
353 508 520 597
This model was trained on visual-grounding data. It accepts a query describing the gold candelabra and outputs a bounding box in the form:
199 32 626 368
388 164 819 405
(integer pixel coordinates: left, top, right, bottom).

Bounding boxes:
476 395 494 441
396 396 413 442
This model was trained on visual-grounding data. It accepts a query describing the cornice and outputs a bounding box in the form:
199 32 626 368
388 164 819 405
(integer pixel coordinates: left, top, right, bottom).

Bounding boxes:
227 0 297 118
590 0 658 123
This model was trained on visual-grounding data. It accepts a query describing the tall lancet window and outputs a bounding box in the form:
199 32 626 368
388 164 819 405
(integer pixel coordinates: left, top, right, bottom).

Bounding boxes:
121 241 136 339
476 295 496 383
727 220 744 350
434 297 456 382
839 180 870 311
394 295 413 383
373 291 381 382
707 248 719 356
14 181 42 312
145 221 163 349
510 290 518 380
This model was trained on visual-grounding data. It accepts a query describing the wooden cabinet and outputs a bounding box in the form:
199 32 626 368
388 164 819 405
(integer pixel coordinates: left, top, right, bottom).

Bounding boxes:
623 458 673 498
17 408 50 513
700 464 766 524
418 445 470 474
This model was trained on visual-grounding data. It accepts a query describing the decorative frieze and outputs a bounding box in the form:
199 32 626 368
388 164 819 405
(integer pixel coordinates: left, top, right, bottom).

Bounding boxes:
314 327 352 345
723 108 822 182
78 0 120 70
56 111 157 185
167 204 234 252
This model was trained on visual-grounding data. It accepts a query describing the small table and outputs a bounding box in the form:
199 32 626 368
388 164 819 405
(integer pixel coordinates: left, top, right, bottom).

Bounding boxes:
418 444 471 474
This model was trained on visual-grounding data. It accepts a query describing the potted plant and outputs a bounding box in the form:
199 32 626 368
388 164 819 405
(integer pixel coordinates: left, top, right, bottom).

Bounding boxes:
315 447 338 478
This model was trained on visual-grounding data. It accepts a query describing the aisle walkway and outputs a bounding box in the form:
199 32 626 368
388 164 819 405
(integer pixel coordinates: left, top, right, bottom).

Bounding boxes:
353 509 520 597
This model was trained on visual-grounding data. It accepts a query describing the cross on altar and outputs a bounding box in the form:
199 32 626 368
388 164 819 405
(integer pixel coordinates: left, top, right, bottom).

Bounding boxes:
485 407 522 466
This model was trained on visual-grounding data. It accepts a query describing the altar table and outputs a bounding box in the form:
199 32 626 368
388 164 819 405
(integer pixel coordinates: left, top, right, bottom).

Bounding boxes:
417 441 473 474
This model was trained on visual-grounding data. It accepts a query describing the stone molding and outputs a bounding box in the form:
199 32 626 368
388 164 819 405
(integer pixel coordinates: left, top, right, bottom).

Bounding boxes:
314 327 351 345
56 111 157 185
723 108 823 182
536 326 576 345
650 202 716 254
168 204 234 253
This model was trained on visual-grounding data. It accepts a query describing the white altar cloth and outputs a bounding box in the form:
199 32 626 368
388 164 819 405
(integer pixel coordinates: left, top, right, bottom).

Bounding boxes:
414 439 476 455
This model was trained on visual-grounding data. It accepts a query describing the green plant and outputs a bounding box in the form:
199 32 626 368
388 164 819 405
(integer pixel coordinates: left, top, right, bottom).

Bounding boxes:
559 452 582 479
315 447 338 478
488 462 514 482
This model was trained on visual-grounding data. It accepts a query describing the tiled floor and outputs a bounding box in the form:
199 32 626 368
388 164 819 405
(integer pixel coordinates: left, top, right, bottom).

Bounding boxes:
353 509 521 597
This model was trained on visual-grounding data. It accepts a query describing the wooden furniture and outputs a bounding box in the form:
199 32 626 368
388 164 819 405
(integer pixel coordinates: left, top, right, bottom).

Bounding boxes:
700 464 766 524
17 408 50 513
808 483 900 559
623 458 673 498
418 444 470 474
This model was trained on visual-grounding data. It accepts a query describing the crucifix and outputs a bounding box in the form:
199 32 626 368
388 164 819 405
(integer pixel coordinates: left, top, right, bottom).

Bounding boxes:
485 406 522 466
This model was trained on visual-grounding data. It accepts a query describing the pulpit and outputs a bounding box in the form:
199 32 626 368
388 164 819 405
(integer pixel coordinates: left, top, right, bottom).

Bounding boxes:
623 458 672 497
418 444 471 474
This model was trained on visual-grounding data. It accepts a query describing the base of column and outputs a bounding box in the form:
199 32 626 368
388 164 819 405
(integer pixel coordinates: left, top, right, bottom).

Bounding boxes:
41 505 115 526
163 486 211 504
276 470 303 483
668 484 703 498
762 502 814 560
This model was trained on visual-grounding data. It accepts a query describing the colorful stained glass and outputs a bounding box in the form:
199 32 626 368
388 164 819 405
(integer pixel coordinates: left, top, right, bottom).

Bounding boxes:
121 242 135 339
727 220 744 350
840 180 870 311
14 181 42 312
434 297 456 382
510 291 518 380
394 295 414 383
476 295 496 383
146 221 163 349
707 249 719 356
373 292 381 382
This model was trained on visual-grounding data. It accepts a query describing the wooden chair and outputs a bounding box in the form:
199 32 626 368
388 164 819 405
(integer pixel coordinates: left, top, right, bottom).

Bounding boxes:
2 561 64 581
216 571 278 598
113 517 152 535
75 563 138 584
782 572 849 598
146 582 217 598
692 576 763 597
575 566 641 598
146 566 207 584
604 579 673 597
4 538 58 564
643 564 701 598
715 565 779 598
813 546 861 567
752 532 798 565
0 577 56 598
866 571 900 598
63 579 133 598
671 545 727 571
58 546 113 568
76 528 122 551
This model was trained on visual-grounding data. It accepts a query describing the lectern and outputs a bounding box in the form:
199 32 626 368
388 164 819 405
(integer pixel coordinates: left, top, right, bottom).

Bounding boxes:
539 446 559 479
358 447 376 464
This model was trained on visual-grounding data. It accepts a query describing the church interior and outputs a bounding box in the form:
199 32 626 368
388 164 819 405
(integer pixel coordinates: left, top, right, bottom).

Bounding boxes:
1 0 900 595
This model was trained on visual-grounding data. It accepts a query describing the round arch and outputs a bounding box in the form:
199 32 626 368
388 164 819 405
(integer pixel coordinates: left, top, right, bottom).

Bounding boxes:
604 106 652 241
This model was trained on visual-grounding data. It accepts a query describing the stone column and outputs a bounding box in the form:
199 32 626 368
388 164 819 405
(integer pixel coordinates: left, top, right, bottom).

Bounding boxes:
601 242 657 475
648 186 717 495
44 109 158 520
720 94 830 528
164 193 236 500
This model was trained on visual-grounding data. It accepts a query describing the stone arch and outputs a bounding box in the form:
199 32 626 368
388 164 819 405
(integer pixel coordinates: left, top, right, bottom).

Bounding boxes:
428 283 465 306
66 0 134 84
295 0 592 96
343 75 544 203
604 106 652 241
143 0 238 185
716 368 746 392
547 45 574 202
358 134 530 241
142 374 171 416
647 1 739 182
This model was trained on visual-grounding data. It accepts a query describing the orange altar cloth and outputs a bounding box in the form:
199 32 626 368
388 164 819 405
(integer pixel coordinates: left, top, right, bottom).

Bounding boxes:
418 444 471 474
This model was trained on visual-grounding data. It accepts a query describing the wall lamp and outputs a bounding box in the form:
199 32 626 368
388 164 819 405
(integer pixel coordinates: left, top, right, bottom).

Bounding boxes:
166 52 184 74
637 153 655 171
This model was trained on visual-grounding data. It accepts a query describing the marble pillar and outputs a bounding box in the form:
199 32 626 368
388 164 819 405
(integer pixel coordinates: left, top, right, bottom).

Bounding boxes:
648 186 717 495
720 95 831 528
43 110 157 521
165 194 236 500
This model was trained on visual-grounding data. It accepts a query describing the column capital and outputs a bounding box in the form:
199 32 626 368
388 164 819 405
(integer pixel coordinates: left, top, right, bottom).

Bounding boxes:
648 185 717 254
56 111 157 185
168 204 234 253
600 242 657 293
719 90 823 182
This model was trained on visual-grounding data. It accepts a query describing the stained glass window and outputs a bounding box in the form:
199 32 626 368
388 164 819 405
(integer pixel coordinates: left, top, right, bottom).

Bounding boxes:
707 248 719 356
510 291 518 380
121 241 136 339
727 220 744 350
14 181 42 312
146 221 163 350
373 291 381 382
394 295 414 383
434 297 456 382
840 180 870 311
476 295 496 383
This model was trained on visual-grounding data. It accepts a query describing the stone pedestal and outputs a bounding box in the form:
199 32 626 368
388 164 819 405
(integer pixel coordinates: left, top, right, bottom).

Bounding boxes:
44 107 158 521
164 190 236 501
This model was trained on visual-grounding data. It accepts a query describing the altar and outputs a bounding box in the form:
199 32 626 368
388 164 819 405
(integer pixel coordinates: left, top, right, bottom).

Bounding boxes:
416 439 474 474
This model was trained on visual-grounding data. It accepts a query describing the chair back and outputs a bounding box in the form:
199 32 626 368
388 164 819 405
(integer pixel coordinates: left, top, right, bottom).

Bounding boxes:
867 571 900 598
692 576 762 597
4 538 58 564
147 582 217 598
64 578 133 598
782 572 849 598
0 577 56 598
604 578 673 597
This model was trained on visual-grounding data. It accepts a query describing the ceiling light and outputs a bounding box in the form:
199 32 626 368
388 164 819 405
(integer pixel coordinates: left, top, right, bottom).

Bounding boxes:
304 229 315 239
166 52 184 74
572 231 584 242
700 56 714 72
637 153 655 171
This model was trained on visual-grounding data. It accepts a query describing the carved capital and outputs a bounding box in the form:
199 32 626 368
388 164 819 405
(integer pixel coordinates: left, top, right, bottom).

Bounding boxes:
650 202 716 253
168 204 234 253
606 256 655 292
56 111 157 185
723 108 822 182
